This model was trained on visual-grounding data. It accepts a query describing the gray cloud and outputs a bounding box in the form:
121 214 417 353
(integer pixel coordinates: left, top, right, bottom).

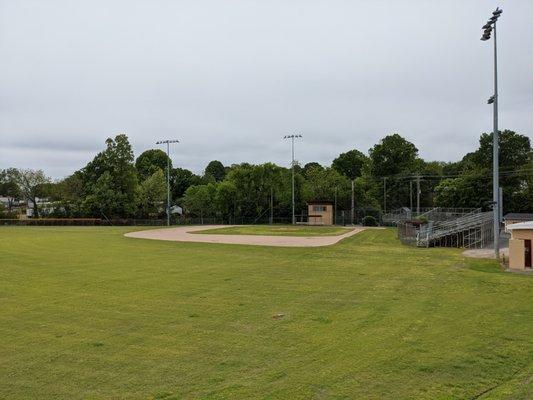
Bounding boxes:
1 0 532 179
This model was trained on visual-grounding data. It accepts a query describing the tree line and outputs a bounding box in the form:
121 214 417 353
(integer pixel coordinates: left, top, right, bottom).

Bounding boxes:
1 130 531 221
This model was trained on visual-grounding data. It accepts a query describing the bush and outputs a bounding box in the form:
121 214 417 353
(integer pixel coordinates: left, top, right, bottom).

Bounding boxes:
416 216 428 225
362 215 378 226
0 203 18 219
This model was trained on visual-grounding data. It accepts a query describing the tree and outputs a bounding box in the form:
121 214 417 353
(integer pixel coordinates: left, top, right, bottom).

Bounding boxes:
171 167 202 200
214 180 237 222
47 173 85 217
83 171 122 218
304 166 349 202
368 134 419 209
434 171 492 210
441 130 532 213
332 149 368 180
369 134 419 177
81 134 138 217
0 168 21 211
136 170 166 217
135 149 171 181
303 162 323 177
224 163 291 219
204 160 226 182
183 184 216 223
469 130 530 170
10 169 51 217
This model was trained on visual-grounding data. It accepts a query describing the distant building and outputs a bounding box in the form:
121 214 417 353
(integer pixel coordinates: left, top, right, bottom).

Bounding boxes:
507 221 533 271
504 213 533 232
307 201 333 226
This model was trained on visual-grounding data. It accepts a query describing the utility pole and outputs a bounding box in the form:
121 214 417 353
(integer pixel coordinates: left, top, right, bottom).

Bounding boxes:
270 187 274 225
283 134 302 225
351 180 355 225
156 139 179 226
416 174 421 215
481 7 502 259
334 186 337 226
383 177 387 213
409 180 413 211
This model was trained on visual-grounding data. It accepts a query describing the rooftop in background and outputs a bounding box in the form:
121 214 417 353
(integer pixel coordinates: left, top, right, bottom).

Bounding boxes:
506 221 533 231
503 213 533 221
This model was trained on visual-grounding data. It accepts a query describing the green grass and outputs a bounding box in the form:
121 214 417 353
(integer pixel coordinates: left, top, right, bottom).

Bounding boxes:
192 224 352 236
0 227 532 399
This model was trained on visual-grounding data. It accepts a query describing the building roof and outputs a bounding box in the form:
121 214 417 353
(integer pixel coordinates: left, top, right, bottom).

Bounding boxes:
307 201 334 205
504 213 533 221
506 221 533 231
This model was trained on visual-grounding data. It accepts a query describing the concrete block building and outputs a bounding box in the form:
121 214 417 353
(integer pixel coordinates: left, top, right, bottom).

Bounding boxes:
507 221 533 271
307 201 333 226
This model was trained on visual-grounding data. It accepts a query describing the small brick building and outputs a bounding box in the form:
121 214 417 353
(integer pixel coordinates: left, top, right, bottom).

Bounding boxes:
307 201 333 226
507 221 533 271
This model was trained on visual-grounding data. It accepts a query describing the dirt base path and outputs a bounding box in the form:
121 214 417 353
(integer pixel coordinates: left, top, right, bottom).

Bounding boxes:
125 225 366 247
462 247 509 259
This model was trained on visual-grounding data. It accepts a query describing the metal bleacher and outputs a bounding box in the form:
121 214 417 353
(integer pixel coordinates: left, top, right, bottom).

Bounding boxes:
396 208 494 249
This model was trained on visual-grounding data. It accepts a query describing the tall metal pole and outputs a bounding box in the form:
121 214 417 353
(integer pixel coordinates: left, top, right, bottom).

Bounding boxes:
166 142 170 226
409 180 413 211
291 136 295 224
481 7 502 259
383 177 387 212
492 21 500 259
351 180 355 225
416 174 421 215
284 134 301 225
334 186 337 226
270 187 274 225
156 139 179 227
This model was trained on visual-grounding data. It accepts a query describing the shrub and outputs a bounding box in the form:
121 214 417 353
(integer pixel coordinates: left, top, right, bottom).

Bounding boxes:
362 215 378 226
416 216 428 224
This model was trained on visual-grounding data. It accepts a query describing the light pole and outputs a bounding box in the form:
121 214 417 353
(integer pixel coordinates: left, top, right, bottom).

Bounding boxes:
283 134 302 224
480 7 502 259
156 139 179 226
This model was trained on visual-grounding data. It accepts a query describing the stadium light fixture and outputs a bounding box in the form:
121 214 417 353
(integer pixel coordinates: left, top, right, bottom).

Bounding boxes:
156 139 180 226
480 7 502 259
283 134 303 225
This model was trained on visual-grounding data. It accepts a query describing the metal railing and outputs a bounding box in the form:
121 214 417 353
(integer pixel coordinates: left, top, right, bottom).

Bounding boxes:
398 209 494 248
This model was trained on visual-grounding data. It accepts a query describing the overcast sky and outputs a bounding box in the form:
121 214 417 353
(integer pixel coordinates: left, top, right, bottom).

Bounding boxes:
1 0 532 179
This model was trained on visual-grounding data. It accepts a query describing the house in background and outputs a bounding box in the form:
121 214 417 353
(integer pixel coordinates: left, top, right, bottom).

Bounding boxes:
503 213 533 232
507 221 533 271
307 201 333 226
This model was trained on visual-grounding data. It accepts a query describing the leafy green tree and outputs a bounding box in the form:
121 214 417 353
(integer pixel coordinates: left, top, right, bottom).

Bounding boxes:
135 149 171 181
47 173 85 217
304 166 349 202
225 163 292 219
183 184 216 223
332 149 368 180
436 130 532 213
303 162 323 177
81 134 138 217
171 167 202 200
214 180 237 221
434 171 492 210
83 171 125 218
0 168 21 211
368 134 419 209
469 130 530 170
10 169 51 217
369 134 419 177
136 170 167 217
204 160 226 182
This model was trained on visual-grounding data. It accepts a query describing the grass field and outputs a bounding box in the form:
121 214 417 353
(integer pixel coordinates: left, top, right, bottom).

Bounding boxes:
0 227 532 399
193 224 352 236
